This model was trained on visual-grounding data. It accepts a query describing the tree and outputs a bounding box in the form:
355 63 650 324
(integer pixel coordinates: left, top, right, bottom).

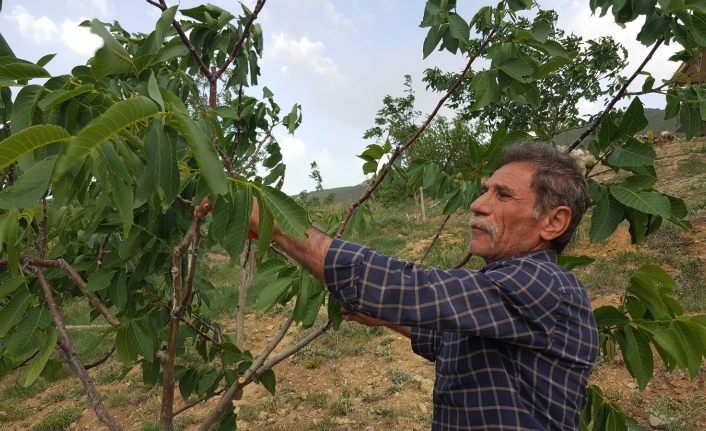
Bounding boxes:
1 1 706 431
309 161 324 192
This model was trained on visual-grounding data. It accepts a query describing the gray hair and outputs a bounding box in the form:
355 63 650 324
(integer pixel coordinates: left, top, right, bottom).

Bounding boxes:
502 142 590 253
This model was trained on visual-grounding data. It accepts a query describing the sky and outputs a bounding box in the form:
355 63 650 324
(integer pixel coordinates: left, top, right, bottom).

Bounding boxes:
1 0 681 194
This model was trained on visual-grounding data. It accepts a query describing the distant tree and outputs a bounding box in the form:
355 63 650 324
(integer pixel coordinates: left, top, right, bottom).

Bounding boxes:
309 161 324 192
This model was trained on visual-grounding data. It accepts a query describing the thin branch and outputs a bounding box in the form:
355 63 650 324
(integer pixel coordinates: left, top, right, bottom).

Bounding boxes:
162 216 202 430
178 316 217 344
419 215 452 264
236 241 255 349
1 256 120 326
213 0 267 81
146 0 213 80
85 344 117 370
13 351 39 371
257 320 331 374
199 313 295 431
33 268 123 431
566 37 664 153
453 250 474 269
335 29 499 238
174 388 225 417
96 234 111 271
234 128 274 176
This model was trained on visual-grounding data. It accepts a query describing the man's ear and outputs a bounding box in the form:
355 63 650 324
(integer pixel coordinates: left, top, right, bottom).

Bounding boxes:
539 206 572 242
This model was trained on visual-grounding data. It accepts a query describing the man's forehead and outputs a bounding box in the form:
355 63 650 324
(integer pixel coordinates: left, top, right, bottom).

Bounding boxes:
483 162 536 189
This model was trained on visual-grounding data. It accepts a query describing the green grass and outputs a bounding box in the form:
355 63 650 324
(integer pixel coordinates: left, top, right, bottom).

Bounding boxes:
30 407 81 431
0 405 32 423
678 157 706 176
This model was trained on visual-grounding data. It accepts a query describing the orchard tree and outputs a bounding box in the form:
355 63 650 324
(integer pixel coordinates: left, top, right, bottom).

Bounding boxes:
1 2 706 431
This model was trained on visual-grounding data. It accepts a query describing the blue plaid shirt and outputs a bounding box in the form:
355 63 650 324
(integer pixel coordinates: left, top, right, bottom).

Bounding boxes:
324 239 598 431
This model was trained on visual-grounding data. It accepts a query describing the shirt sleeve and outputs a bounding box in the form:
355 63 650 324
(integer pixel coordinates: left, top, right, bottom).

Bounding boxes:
410 326 441 362
324 239 561 349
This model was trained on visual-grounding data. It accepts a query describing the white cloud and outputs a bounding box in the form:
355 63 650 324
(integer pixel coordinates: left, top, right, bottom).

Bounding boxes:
323 2 355 32
7 5 58 44
279 135 307 161
268 32 342 78
67 0 110 17
61 18 103 56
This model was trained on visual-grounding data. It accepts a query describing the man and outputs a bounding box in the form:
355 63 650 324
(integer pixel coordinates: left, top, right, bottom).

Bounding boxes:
249 142 598 430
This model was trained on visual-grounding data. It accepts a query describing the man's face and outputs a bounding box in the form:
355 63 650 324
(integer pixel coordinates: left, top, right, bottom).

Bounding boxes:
469 161 548 262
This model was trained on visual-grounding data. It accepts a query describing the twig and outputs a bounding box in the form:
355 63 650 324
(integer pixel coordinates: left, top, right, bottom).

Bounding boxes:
419 215 452 264
96 234 111 271
214 0 267 81
162 216 202 430
453 250 474 269
33 268 123 431
257 320 331 373
234 128 274 176
236 241 255 349
146 0 212 79
566 37 664 153
174 388 225 417
335 29 499 238
1 256 120 326
178 316 217 344
13 350 39 370
85 344 117 370
199 313 295 431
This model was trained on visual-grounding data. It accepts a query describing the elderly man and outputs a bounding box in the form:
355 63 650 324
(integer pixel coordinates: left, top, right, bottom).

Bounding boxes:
249 142 598 430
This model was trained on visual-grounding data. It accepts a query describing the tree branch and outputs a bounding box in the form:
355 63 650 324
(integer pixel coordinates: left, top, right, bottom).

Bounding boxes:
566 37 664 153
419 214 452 264
33 268 123 431
199 313 295 431
85 344 117 370
146 0 213 80
453 250 474 269
256 320 331 374
335 29 499 238
234 128 274 176
236 241 255 349
213 0 267 81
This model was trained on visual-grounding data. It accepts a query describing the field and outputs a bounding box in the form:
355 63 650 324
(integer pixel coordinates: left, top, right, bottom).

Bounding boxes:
1 137 705 430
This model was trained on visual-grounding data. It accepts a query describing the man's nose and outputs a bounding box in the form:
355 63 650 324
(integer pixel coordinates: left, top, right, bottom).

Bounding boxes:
469 192 491 215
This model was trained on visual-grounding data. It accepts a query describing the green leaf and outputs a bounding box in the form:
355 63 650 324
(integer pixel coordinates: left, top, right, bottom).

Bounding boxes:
255 276 293 311
9 85 43 134
619 326 653 390
606 139 655 168
590 193 625 242
94 143 134 236
610 186 671 217
0 156 56 209
137 119 179 206
0 288 31 337
0 125 70 169
644 324 687 369
328 295 343 330
38 86 93 111
179 368 198 400
627 276 669 320
470 70 498 111
83 19 134 78
633 265 678 291
447 13 469 43
169 112 228 196
621 175 657 191
259 369 276 395
54 96 158 178
23 329 57 387
679 102 701 139
147 72 164 110
0 61 49 81
256 185 309 238
619 98 649 137
423 25 444 58
557 255 595 270
497 58 535 82
674 320 703 377
593 306 629 329
690 11 706 45
86 270 115 292
212 184 251 259
0 274 25 297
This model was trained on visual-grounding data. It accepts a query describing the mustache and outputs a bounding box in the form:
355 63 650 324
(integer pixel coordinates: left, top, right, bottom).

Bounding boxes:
469 216 498 240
